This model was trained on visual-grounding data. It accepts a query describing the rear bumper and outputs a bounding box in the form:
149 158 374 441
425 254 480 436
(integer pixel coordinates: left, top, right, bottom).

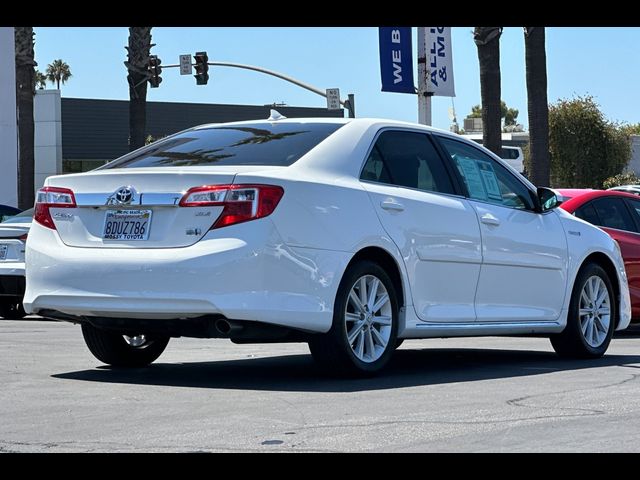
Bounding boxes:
24 221 350 334
0 273 25 298
617 264 632 330
39 309 311 342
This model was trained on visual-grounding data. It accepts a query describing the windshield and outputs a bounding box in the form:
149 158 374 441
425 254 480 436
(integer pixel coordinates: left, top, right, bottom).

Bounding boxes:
1 208 33 224
100 122 344 169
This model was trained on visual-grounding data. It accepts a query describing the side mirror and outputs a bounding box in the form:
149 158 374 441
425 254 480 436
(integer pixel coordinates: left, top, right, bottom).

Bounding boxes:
537 187 561 212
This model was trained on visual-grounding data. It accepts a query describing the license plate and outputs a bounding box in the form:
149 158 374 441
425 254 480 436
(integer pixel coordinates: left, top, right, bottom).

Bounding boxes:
103 210 152 241
0 244 7 261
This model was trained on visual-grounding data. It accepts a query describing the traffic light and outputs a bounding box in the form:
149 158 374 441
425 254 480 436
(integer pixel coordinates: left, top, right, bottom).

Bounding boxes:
148 55 162 88
194 51 209 86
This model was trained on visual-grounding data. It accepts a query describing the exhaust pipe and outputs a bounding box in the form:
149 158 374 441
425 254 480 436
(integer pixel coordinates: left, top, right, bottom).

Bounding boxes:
214 318 244 336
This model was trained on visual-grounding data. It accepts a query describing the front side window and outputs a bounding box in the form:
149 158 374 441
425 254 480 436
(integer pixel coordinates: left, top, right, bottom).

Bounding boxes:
360 130 455 195
438 137 535 210
100 122 344 169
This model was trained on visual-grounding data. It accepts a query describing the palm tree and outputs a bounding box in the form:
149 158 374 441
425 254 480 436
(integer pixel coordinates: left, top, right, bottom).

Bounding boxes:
14 27 37 210
45 59 72 90
125 27 153 151
35 70 47 89
524 27 550 186
473 27 503 156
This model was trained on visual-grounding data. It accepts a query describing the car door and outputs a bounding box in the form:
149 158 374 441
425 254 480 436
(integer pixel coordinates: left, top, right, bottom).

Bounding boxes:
360 129 482 323
577 196 640 318
436 136 568 322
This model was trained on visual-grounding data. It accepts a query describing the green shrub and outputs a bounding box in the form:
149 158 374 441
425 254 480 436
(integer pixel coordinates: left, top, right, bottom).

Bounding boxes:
548 96 631 188
602 172 640 189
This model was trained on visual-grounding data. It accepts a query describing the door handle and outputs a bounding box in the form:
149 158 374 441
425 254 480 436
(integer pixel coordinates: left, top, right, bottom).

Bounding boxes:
380 200 405 212
480 213 500 226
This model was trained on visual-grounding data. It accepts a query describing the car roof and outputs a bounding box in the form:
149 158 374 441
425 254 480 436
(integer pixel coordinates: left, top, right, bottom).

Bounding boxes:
103 116 535 192
558 188 640 212
190 117 461 136
556 188 598 198
609 185 640 192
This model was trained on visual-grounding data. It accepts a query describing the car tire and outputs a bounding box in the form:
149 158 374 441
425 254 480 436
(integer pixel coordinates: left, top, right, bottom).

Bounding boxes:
550 262 616 359
308 260 399 376
81 323 170 367
14 302 27 319
0 301 27 320
0 301 13 319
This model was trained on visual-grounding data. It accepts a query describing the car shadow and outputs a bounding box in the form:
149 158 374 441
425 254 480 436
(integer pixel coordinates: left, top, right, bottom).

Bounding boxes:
52 347 640 393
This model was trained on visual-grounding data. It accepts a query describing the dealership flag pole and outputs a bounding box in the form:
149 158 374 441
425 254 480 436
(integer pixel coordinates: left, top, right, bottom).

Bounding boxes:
417 27 432 126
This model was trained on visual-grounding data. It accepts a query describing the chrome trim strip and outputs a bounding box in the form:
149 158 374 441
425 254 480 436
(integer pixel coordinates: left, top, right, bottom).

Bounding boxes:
399 320 563 339
414 320 559 329
75 192 185 207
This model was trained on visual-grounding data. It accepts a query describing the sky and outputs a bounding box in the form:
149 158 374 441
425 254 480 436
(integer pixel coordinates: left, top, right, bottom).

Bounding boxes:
32 27 640 131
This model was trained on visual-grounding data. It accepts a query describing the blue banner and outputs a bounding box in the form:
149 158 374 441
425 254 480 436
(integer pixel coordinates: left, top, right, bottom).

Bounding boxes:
379 27 415 94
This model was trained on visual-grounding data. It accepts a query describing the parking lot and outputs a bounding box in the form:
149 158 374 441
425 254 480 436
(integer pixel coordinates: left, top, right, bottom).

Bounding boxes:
2 317 640 452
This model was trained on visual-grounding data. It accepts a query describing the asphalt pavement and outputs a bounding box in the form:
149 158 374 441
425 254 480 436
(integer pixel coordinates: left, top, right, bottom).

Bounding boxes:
2 317 640 452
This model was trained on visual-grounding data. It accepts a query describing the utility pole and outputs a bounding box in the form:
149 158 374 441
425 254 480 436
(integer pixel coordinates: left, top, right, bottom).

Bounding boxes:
417 27 432 126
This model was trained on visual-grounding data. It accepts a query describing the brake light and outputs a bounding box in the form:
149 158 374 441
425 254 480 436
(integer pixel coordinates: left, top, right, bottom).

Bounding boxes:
34 187 76 230
179 184 284 229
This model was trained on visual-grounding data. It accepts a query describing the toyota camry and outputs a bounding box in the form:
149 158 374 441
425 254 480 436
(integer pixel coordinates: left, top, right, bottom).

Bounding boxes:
24 117 631 375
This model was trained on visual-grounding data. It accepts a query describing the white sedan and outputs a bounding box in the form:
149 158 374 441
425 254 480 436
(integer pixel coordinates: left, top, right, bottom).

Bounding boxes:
24 117 631 375
0 208 31 319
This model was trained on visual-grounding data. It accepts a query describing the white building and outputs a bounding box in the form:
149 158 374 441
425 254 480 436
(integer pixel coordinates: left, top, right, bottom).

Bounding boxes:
0 27 18 208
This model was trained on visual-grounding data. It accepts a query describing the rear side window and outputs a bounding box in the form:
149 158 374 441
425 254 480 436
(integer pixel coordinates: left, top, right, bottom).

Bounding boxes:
591 197 637 232
360 130 455 194
101 122 344 169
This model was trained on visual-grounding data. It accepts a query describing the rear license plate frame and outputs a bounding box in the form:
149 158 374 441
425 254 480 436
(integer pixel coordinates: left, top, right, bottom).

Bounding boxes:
103 209 152 241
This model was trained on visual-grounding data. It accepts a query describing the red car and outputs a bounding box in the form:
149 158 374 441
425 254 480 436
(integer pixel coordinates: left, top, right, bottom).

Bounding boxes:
559 189 640 321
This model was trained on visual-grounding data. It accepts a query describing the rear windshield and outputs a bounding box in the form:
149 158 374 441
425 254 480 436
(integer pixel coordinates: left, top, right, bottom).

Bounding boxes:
500 148 520 160
101 122 344 169
0 207 33 224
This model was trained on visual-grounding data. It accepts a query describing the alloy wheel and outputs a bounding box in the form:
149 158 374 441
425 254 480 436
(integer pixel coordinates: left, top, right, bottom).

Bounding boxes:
579 275 611 348
344 274 393 363
123 334 149 348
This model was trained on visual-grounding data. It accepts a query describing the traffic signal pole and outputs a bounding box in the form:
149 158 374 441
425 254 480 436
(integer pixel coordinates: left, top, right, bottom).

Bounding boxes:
160 59 355 117
208 61 354 116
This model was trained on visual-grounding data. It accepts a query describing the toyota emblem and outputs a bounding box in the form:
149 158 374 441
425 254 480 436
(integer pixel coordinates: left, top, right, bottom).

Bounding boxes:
114 186 135 205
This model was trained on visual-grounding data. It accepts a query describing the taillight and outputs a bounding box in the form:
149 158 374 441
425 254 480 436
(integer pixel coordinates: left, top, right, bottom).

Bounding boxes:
34 187 76 230
179 184 284 229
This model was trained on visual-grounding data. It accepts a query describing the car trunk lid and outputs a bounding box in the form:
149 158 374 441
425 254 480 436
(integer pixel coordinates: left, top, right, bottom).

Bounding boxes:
44 167 267 248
